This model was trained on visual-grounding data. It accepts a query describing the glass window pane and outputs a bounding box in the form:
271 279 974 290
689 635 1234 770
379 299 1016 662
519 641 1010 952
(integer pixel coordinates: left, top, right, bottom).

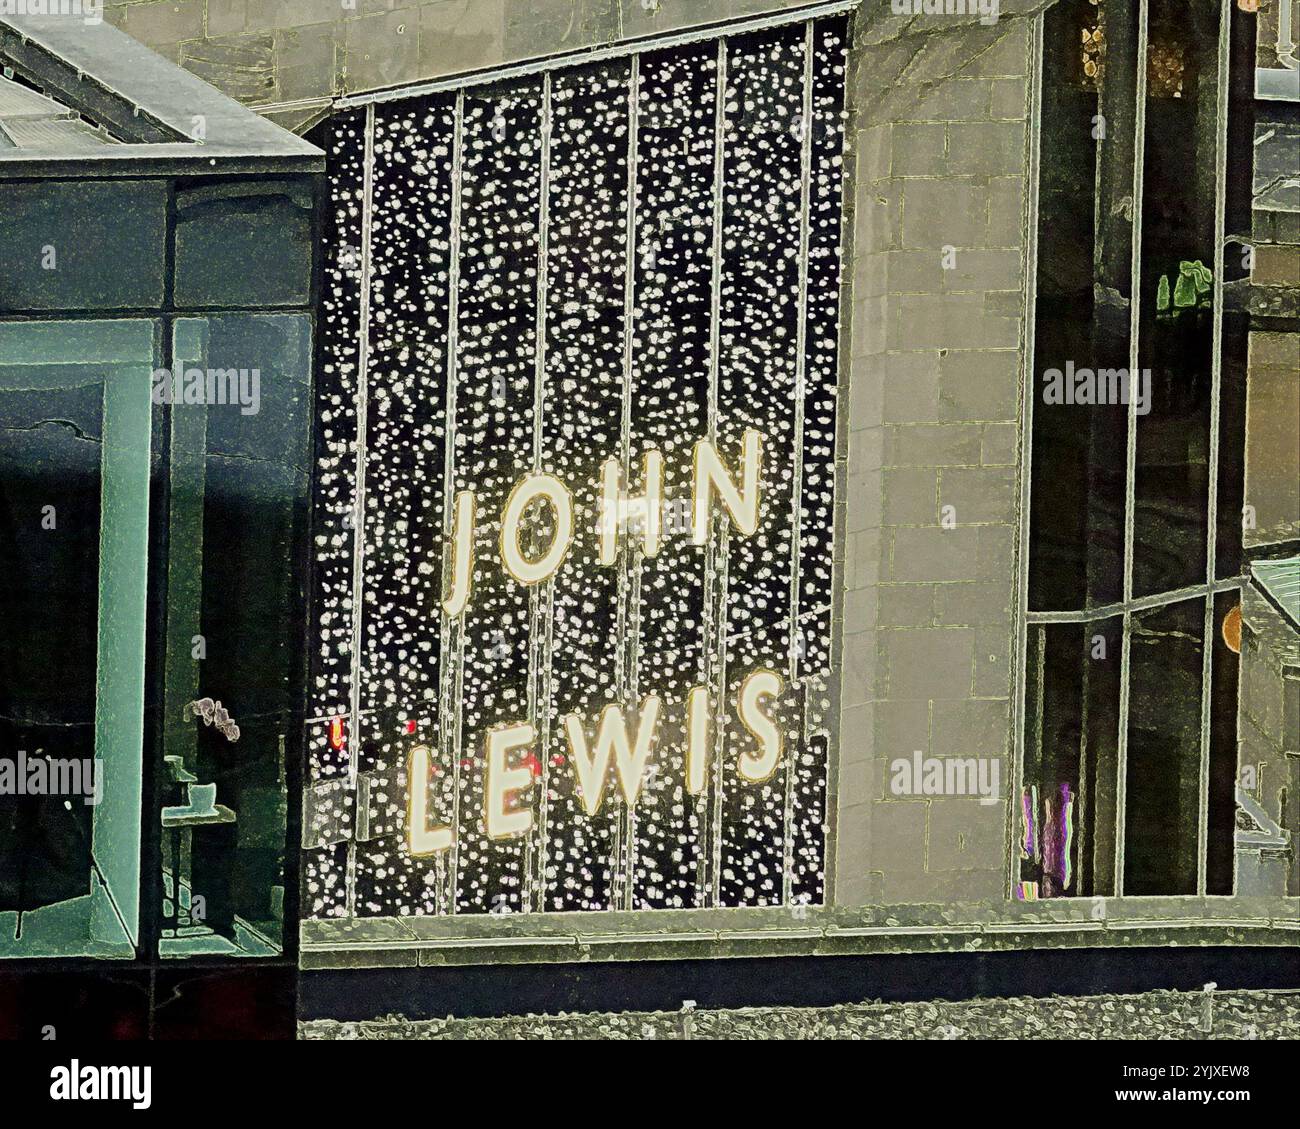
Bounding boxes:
1021 617 1122 898
1206 590 1240 895
161 313 311 956
173 178 315 310
0 319 156 957
1131 0 1223 597
1124 596 1205 895
1028 0 1140 611
0 181 167 313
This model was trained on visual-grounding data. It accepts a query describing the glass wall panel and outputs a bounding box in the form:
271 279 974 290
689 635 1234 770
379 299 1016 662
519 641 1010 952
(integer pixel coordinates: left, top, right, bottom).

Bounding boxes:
0 319 157 956
0 181 167 313
1123 596 1205 895
1028 0 1140 612
174 178 315 310
161 314 311 957
1131 0 1222 598
1207 589 1240 895
1021 617 1122 898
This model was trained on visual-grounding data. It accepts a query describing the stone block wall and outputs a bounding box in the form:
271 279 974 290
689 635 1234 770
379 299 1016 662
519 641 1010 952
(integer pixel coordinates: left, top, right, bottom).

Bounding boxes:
102 0 832 123
833 4 1044 907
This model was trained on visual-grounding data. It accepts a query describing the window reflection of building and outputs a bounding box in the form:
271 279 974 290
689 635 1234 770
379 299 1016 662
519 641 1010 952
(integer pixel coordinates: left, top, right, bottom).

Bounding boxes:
1019 0 1248 899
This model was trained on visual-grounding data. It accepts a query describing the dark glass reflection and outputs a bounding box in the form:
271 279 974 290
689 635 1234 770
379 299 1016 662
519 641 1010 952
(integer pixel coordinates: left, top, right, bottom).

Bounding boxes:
1028 0 1139 611
1124 597 1204 895
0 382 102 915
1021 617 1122 897
1131 0 1221 597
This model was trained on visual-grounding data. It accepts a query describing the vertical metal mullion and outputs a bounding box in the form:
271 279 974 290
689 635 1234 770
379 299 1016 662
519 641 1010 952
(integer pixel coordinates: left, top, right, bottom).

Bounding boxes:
532 77 553 478
710 540 730 907
1011 12 1045 898
528 72 554 914
618 56 641 912
439 91 466 915
1114 0 1150 897
1198 0 1233 895
782 19 816 908
348 103 377 788
702 35 729 908
706 40 727 443
344 101 377 917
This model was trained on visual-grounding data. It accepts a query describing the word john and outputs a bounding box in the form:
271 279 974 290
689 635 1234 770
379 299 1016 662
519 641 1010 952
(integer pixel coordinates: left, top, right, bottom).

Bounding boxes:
442 429 762 613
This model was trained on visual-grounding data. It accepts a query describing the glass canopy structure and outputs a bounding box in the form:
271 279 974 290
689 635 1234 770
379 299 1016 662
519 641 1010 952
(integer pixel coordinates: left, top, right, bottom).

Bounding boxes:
0 11 321 960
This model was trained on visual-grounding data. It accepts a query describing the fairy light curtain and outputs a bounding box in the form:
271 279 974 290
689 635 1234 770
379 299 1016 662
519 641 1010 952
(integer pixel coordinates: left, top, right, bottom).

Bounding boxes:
305 15 849 919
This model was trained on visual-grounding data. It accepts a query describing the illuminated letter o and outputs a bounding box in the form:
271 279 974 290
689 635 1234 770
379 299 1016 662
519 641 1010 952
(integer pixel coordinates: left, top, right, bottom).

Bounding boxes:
500 473 573 585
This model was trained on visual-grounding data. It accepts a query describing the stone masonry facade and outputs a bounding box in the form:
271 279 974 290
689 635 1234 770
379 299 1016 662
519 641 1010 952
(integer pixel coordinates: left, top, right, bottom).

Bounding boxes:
834 3 1044 907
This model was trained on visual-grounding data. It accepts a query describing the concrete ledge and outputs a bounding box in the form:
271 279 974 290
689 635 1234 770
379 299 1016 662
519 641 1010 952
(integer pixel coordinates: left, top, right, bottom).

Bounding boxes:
300 898 1300 968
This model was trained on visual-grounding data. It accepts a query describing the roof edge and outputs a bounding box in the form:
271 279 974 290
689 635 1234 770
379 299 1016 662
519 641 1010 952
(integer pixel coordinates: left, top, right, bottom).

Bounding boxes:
0 12 320 163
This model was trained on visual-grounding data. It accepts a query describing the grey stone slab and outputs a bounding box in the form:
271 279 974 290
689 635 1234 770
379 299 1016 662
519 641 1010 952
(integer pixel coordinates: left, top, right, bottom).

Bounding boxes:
882 350 943 422
119 0 204 47
882 466 938 524
961 21 1030 77
850 294 889 355
900 180 990 248
895 292 1019 349
972 624 1013 697
938 347 1019 422
890 526 981 582
902 77 994 123
986 174 1024 244
181 33 276 104
933 578 1011 626
885 423 983 467
877 583 935 627
418 0 508 78
865 796 928 873
946 119 1024 175
931 697 1008 759
937 465 1015 522
979 421 1018 465
974 524 1015 579
345 9 420 90
882 626 975 699
887 248 946 293
926 797 1006 872
206 0 249 38
989 76 1026 119
244 0 343 34
940 246 1022 292
890 121 946 175
874 697 931 760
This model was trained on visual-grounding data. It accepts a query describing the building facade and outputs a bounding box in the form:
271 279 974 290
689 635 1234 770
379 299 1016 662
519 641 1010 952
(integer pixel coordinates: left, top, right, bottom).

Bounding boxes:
0 0 1295 996
273 0 1297 968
